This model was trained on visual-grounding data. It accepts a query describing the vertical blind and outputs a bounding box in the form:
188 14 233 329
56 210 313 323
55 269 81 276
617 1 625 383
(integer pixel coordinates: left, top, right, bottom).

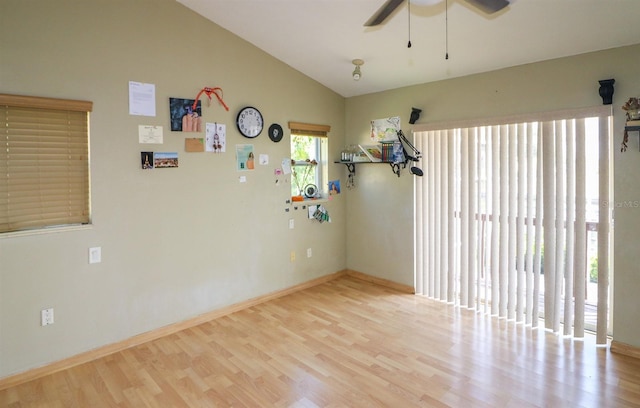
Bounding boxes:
0 94 92 233
414 106 612 343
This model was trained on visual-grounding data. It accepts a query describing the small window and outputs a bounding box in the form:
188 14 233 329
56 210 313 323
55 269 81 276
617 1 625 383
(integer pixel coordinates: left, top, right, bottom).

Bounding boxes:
0 94 92 234
289 122 329 199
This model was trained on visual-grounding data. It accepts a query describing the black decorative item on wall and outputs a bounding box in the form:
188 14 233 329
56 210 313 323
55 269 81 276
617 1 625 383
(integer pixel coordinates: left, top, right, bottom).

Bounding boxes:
409 107 422 124
268 123 283 142
598 79 615 105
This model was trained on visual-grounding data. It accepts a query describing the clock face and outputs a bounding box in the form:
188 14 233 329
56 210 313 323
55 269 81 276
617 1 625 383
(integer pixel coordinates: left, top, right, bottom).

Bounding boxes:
236 106 263 138
304 184 318 198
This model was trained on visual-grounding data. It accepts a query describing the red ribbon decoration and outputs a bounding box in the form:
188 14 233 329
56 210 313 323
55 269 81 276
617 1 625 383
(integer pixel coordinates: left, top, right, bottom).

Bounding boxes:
192 87 229 112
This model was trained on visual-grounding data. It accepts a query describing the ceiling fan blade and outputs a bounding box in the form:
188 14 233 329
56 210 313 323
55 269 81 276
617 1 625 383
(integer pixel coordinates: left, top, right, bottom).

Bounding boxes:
364 0 405 27
464 0 511 14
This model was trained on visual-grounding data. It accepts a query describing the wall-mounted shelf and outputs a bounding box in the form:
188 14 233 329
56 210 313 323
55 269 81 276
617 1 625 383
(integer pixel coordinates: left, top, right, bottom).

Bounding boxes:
334 160 406 177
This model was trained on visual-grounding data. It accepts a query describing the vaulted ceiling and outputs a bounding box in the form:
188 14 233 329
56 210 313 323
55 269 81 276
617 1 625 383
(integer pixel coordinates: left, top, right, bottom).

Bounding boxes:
177 0 640 98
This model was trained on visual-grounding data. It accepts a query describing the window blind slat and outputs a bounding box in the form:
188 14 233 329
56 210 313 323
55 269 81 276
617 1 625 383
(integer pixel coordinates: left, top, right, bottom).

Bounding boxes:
460 129 469 307
564 120 577 336
574 119 587 337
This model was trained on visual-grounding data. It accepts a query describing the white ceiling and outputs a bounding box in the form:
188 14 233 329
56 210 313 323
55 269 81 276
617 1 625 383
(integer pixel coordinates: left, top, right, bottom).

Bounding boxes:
177 0 640 98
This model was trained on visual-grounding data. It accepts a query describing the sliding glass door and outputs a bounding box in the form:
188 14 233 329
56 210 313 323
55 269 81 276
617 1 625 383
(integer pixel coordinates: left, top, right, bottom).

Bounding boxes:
414 107 612 343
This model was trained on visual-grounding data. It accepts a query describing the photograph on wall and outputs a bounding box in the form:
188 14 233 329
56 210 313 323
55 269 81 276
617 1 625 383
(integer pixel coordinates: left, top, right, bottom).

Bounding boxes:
153 152 179 168
141 152 154 169
206 122 226 153
169 98 202 132
329 180 341 195
236 144 254 171
370 116 400 142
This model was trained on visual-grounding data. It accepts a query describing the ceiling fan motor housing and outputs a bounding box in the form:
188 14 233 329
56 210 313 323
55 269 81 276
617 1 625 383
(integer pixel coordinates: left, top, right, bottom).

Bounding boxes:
364 0 511 27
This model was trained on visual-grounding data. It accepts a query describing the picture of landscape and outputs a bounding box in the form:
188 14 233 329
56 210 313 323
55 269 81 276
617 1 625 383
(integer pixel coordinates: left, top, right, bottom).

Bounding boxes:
154 152 178 168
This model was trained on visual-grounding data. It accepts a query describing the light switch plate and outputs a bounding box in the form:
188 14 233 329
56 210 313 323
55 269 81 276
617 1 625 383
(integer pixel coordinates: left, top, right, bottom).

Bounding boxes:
89 247 101 264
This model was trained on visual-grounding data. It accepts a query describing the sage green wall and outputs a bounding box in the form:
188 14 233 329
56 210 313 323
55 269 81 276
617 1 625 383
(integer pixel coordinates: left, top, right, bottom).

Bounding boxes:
0 0 346 378
345 44 640 348
2 0 640 381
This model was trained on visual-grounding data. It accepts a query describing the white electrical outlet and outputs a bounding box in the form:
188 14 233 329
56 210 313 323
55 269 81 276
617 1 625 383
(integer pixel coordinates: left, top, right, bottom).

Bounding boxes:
89 247 101 264
289 219 295 229
307 248 312 258
41 308 54 326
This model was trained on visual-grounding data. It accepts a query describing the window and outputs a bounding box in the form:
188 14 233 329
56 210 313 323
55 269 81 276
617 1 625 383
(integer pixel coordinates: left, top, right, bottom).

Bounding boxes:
289 122 329 199
0 94 92 234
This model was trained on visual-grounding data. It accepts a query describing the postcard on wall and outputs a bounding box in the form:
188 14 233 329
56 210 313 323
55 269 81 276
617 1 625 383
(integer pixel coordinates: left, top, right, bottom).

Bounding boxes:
308 205 318 219
129 81 156 117
205 122 226 153
370 116 400 142
138 125 163 144
329 179 341 195
169 98 202 132
359 144 383 162
141 152 154 169
281 158 292 175
236 144 254 171
153 152 178 168
185 138 204 152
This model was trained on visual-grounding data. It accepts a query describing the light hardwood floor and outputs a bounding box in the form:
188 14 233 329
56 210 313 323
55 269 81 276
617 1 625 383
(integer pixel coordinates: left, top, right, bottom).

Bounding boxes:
2 275 640 407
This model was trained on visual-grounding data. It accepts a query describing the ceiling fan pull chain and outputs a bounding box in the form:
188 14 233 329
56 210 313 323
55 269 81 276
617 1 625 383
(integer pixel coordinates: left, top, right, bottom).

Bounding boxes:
445 0 449 59
407 0 412 48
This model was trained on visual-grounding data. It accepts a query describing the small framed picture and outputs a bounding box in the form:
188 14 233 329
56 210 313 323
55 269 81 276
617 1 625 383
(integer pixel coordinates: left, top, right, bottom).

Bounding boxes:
359 144 383 162
153 152 179 168
141 152 154 169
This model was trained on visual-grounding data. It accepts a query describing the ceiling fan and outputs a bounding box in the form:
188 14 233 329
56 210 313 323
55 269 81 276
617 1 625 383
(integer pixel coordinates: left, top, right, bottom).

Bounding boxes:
364 0 512 26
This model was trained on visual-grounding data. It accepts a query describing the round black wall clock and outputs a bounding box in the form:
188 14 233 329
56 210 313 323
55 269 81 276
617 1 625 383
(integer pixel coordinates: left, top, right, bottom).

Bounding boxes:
236 106 263 138
268 123 284 142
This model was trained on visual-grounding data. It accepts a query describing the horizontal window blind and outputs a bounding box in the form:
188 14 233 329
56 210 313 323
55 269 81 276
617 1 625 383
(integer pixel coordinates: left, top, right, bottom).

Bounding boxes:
0 94 92 233
288 122 330 137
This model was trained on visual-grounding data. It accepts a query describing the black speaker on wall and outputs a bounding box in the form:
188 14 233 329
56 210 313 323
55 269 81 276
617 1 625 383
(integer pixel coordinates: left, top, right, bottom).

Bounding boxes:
598 79 615 105
409 107 422 124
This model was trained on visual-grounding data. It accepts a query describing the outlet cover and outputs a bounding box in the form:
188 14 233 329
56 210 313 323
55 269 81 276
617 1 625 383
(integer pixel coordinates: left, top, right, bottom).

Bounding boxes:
307 248 312 258
41 308 54 326
289 219 295 229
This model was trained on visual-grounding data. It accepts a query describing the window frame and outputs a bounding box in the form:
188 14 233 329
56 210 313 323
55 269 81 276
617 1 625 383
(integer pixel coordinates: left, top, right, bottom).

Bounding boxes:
289 122 330 200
